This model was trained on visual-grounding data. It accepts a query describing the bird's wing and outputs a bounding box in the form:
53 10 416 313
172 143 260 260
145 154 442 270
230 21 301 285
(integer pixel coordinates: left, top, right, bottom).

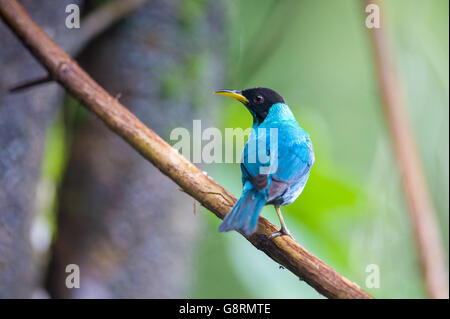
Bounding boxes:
241 124 314 197
240 127 273 184
273 134 314 182
268 134 314 201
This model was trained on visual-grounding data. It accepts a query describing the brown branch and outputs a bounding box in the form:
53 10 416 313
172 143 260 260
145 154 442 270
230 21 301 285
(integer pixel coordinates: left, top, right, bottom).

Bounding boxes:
365 0 448 299
0 0 372 299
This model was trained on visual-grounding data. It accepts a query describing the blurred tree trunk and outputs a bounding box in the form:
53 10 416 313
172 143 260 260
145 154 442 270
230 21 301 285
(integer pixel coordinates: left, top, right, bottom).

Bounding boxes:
0 0 80 298
46 0 224 298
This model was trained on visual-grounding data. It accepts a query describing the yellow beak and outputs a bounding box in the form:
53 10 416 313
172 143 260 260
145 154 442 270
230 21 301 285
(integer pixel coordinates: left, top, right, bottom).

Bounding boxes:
214 90 249 104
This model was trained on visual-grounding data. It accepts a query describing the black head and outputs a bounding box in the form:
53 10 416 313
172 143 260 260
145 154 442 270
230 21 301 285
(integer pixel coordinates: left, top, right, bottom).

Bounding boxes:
241 87 285 122
214 87 285 123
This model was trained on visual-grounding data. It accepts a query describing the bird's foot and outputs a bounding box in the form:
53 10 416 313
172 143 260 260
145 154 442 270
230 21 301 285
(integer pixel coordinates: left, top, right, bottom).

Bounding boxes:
268 226 294 240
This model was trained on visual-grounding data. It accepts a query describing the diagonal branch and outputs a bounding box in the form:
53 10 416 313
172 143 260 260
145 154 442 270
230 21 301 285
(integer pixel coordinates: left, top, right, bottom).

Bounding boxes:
0 0 372 299
365 0 448 299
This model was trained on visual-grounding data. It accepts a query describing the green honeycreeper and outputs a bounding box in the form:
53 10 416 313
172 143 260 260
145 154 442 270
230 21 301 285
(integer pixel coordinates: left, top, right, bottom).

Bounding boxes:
214 87 315 238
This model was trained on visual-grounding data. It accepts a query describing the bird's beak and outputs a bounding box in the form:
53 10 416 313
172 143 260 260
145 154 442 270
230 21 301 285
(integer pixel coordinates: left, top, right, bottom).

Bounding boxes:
214 90 249 104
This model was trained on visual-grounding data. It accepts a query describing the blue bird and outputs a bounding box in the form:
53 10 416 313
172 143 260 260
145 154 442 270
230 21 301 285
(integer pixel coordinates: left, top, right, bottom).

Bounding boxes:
214 88 314 238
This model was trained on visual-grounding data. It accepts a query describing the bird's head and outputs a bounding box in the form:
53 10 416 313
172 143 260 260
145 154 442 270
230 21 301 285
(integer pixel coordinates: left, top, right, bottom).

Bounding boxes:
214 87 285 124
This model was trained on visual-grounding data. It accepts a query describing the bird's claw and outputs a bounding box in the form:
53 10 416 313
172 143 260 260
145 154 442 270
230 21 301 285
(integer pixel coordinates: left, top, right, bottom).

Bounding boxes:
268 227 294 240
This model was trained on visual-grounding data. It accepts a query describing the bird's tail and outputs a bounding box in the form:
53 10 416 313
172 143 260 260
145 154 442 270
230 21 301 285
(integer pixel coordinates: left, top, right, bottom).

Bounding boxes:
219 184 266 236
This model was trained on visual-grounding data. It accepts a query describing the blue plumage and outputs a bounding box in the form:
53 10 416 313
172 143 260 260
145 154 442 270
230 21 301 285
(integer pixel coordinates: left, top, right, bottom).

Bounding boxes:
215 88 314 237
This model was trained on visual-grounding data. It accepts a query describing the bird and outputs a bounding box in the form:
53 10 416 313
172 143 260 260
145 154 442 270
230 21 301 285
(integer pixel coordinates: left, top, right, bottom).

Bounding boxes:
214 87 315 238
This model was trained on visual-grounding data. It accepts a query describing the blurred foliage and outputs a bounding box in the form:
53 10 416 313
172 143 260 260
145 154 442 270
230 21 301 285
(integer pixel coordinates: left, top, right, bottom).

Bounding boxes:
190 0 448 298
39 111 67 238
38 95 86 239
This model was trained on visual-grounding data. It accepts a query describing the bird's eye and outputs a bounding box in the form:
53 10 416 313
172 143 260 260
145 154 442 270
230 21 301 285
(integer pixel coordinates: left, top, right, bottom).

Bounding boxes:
253 95 264 104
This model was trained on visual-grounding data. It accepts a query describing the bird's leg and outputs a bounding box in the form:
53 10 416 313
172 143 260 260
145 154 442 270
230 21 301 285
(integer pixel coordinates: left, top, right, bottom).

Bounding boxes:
269 205 294 239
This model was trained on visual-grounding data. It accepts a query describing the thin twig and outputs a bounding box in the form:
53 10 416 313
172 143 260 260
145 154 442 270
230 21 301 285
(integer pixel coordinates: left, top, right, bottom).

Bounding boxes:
0 0 372 299
365 0 448 299
8 74 52 93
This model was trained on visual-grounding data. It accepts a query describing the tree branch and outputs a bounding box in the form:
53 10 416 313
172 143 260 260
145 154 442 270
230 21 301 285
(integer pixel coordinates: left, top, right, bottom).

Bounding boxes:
0 0 372 299
365 0 448 299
